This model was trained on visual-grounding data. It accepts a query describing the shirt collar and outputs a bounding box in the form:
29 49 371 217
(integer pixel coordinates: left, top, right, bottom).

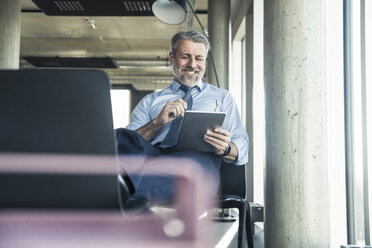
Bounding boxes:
170 79 202 93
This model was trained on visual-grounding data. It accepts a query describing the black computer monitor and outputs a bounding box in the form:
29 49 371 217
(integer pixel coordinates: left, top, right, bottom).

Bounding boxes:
0 69 123 210
0 69 116 155
0 171 121 210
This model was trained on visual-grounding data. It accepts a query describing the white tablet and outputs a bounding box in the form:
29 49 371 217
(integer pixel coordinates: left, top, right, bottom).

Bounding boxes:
172 111 226 152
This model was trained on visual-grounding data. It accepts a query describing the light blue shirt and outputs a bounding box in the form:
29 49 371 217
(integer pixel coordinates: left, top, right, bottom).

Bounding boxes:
126 80 249 165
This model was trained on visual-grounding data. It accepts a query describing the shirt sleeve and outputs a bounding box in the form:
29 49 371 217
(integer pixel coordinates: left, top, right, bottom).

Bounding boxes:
220 91 250 165
125 94 153 131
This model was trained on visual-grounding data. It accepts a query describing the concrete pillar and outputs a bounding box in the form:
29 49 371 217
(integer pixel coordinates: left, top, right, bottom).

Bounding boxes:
0 0 21 69
264 0 330 247
208 0 230 89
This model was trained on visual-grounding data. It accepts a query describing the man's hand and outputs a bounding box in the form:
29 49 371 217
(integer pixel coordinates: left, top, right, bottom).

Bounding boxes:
136 98 187 141
204 128 238 161
155 99 188 125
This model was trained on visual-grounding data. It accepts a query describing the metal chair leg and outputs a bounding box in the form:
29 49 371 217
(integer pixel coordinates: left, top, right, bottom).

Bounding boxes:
245 205 254 248
236 202 246 248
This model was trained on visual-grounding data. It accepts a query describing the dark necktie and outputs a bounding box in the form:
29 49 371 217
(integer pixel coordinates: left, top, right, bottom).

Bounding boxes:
159 85 195 149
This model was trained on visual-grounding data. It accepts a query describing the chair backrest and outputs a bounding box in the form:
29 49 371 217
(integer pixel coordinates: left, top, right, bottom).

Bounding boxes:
219 162 246 198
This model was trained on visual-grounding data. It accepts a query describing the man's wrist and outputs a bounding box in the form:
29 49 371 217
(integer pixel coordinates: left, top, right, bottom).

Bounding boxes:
136 118 163 141
221 143 231 157
152 117 164 127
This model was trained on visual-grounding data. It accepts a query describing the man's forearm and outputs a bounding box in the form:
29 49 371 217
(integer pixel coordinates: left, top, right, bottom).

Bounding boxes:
136 118 163 141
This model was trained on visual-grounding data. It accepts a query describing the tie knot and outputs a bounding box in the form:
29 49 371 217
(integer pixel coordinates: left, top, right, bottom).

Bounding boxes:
179 85 197 102
179 84 191 93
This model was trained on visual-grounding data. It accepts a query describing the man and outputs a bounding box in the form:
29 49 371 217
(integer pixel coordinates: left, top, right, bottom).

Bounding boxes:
117 30 249 202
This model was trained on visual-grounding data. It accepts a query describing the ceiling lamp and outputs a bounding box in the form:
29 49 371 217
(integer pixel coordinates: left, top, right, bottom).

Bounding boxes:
152 0 187 25
30 0 156 16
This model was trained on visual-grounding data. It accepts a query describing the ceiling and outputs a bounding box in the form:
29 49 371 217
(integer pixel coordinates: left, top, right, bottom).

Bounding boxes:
19 0 239 90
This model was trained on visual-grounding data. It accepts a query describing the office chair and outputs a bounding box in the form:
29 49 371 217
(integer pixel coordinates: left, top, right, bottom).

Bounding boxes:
218 162 254 248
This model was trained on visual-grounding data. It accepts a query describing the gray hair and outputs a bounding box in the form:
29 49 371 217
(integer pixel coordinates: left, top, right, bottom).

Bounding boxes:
170 30 210 56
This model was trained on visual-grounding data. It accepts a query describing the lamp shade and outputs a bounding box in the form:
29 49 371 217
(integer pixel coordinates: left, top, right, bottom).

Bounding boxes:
152 0 187 25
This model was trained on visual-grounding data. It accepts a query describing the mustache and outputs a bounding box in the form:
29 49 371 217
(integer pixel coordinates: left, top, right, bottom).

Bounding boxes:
181 66 200 72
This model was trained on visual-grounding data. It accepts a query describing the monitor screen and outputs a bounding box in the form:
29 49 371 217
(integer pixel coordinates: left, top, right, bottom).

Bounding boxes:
0 69 116 155
0 69 122 210
0 172 121 210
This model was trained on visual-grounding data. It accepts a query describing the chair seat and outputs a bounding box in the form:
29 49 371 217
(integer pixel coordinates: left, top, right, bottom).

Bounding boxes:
219 194 244 201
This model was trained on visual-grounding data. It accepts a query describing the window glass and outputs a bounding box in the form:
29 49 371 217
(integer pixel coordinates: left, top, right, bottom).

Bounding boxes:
110 89 130 129
365 0 372 244
253 0 264 206
345 0 372 244
231 37 244 118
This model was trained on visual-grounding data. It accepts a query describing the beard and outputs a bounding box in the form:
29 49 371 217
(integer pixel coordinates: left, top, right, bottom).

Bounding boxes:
172 66 204 87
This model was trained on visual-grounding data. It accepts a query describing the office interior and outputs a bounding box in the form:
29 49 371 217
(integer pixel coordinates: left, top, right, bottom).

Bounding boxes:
0 0 372 247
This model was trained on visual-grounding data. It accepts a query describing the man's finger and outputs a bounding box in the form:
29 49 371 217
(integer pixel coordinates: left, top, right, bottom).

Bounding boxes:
174 104 185 117
165 99 187 117
205 130 231 143
204 133 227 147
213 128 230 136
204 136 225 155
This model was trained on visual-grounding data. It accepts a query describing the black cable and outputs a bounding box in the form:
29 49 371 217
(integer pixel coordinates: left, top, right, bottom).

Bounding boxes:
186 0 221 88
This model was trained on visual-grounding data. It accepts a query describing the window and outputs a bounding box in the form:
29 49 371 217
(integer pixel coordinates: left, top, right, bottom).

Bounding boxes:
253 0 265 206
327 0 347 246
344 0 372 244
231 28 246 121
367 0 372 243
110 89 130 129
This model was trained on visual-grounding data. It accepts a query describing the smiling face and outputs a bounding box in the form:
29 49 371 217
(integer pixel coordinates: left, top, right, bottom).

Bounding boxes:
169 39 207 87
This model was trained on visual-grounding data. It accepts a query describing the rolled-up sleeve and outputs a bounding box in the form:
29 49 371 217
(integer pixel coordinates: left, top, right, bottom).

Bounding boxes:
221 91 250 166
228 136 249 165
126 94 152 131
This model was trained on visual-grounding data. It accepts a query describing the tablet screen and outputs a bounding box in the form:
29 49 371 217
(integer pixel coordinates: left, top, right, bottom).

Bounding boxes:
173 111 226 152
